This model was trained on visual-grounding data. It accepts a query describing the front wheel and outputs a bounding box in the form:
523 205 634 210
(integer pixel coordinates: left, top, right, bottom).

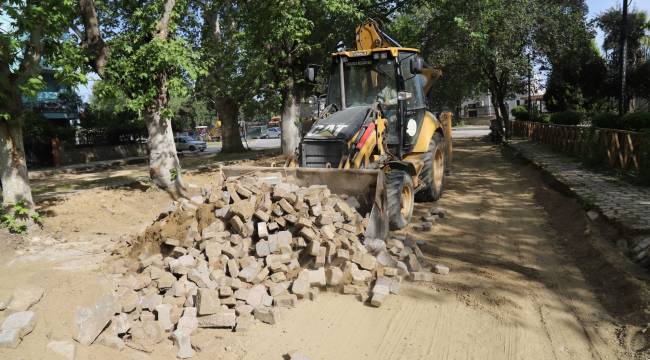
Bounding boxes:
189 145 196 152
386 170 415 230
416 132 446 202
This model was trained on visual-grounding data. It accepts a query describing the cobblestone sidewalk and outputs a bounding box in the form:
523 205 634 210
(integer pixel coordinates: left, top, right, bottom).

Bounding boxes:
509 139 650 235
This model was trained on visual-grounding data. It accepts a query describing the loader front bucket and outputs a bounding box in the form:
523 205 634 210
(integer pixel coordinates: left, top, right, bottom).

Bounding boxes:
221 166 389 240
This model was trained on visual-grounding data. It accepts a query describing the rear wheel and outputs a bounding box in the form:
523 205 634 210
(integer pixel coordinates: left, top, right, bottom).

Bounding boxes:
189 145 196 152
386 170 414 230
416 132 446 202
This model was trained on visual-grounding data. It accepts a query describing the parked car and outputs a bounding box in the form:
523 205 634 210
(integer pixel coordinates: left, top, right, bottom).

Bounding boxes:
265 127 281 139
175 136 207 152
246 126 267 139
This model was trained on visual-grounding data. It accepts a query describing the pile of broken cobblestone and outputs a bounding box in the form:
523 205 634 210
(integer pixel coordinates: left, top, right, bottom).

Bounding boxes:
77 171 447 358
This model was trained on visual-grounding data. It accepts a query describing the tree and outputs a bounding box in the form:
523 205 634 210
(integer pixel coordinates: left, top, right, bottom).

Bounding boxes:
79 0 202 199
195 1 248 153
242 0 363 156
0 0 79 208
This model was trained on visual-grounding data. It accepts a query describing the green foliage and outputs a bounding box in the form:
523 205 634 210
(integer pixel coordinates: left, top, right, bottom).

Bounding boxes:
622 112 650 131
0 201 41 234
591 112 650 131
590 112 621 129
550 111 585 126
511 106 529 121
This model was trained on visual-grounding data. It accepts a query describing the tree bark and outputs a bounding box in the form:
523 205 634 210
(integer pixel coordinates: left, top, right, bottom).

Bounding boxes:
145 71 187 198
280 78 300 157
0 119 34 208
79 0 109 76
215 97 244 153
0 12 42 209
142 0 188 199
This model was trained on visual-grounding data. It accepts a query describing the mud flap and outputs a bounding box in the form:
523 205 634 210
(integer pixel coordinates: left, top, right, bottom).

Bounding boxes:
221 166 389 240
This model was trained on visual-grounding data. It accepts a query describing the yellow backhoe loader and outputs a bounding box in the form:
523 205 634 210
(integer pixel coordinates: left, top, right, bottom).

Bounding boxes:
224 20 450 240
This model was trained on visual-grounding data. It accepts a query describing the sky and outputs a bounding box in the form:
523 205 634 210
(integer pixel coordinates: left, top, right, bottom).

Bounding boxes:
77 1 650 102
588 0 650 52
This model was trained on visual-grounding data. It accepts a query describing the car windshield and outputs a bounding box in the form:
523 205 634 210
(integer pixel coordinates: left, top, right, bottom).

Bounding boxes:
327 57 397 109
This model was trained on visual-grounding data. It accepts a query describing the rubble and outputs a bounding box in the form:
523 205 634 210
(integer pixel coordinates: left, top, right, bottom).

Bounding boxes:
98 172 446 358
74 294 119 346
0 311 36 348
6 285 44 312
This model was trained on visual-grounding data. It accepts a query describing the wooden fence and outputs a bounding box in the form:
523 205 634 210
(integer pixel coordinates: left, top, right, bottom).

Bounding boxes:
509 120 644 175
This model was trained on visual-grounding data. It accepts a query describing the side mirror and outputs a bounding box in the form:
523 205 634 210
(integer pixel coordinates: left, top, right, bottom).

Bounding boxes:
304 66 317 83
410 57 423 74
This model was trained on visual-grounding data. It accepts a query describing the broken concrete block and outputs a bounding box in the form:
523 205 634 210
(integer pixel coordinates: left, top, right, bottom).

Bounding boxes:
326 267 343 286
119 289 139 313
197 289 221 315
257 222 269 239
156 271 175 289
172 328 195 359
111 313 131 334
407 254 422 272
0 311 36 348
47 340 76 360
256 240 271 257
74 294 119 346
176 307 199 332
231 200 255 220
370 292 388 307
245 285 267 308
254 307 280 325
434 264 450 275
6 285 44 312
140 293 163 311
254 209 270 222
197 310 237 328
291 272 310 297
410 271 434 282
308 267 327 287
126 320 164 353
156 304 174 331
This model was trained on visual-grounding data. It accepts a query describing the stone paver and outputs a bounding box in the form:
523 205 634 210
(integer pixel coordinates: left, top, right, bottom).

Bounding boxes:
510 139 650 234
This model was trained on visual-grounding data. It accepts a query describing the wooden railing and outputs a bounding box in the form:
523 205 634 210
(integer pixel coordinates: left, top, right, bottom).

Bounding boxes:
509 120 644 174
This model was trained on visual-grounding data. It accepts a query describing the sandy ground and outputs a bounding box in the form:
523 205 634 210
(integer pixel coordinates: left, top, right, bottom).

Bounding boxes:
0 139 647 359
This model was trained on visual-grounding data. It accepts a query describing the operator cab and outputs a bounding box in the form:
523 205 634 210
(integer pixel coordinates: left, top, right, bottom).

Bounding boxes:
324 49 429 156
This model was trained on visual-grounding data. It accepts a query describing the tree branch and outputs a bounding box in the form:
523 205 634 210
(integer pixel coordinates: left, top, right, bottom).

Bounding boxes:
79 0 109 76
156 0 177 40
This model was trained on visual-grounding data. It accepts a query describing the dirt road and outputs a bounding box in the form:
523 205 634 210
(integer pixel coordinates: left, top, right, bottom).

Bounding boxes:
0 139 642 359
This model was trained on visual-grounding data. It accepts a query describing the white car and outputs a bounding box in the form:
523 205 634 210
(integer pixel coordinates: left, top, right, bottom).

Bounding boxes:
265 127 281 139
175 136 207 152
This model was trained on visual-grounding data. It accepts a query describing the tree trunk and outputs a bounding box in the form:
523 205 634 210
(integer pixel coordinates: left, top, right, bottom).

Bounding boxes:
0 119 34 207
280 78 300 157
145 73 186 199
496 93 510 139
142 0 188 199
216 97 245 153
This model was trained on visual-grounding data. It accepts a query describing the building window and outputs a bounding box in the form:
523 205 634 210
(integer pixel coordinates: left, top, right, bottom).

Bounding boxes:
516 100 520 106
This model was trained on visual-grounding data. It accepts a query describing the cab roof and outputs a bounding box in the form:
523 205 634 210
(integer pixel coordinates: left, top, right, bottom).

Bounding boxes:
332 47 420 58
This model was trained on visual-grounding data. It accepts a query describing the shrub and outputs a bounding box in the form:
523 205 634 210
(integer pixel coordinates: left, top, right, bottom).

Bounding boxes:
590 112 650 131
590 112 621 129
549 111 585 126
511 105 528 121
622 112 650 131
